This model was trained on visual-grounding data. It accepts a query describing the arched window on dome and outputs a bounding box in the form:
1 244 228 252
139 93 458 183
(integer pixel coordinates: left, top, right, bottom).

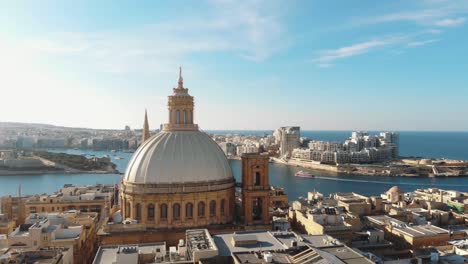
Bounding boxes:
160 204 168 220
209 200 216 217
135 203 142 220
221 199 226 216
189 111 193 124
173 203 181 220
176 110 180 124
147 204 155 221
198 202 205 217
186 203 193 219
183 110 187 124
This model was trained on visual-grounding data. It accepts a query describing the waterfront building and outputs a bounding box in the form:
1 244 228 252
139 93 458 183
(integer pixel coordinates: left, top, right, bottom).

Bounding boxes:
334 150 351 164
219 142 237 156
352 131 368 140
292 131 400 165
236 142 259 156
0 157 44 169
320 151 335 163
308 140 343 152
291 148 312 160
380 132 400 157
277 126 300 158
92 138 129 151
15 136 35 149
36 138 67 148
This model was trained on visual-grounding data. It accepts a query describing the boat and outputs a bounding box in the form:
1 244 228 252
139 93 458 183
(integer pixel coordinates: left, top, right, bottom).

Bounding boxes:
295 170 315 178
115 156 123 160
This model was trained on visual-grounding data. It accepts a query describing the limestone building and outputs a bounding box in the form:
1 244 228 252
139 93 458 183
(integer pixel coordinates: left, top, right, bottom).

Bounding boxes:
120 68 236 229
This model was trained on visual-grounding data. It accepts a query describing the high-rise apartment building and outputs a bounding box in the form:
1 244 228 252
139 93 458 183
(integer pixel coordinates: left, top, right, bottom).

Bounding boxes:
277 126 300 158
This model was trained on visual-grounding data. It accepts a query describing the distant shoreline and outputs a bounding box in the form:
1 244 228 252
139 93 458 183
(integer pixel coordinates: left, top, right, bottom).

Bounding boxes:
0 169 118 176
269 157 468 178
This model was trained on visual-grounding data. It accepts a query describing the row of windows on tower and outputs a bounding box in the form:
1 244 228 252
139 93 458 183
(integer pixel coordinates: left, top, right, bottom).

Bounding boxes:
130 200 225 221
173 110 193 125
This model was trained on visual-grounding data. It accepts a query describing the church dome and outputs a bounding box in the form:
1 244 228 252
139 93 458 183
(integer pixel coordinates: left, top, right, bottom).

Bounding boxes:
124 130 233 184
387 186 403 194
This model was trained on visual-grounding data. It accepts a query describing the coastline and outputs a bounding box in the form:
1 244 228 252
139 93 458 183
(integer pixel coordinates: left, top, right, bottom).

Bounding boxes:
269 157 468 178
0 169 119 176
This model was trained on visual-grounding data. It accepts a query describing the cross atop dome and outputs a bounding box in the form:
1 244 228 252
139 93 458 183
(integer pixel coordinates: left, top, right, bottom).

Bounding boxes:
178 66 183 88
173 66 188 95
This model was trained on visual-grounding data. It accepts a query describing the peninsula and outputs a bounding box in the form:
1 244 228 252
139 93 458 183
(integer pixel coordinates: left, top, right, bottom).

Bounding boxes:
0 150 118 175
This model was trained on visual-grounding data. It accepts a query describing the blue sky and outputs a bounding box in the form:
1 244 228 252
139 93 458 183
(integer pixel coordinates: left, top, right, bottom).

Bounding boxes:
1 0 467 131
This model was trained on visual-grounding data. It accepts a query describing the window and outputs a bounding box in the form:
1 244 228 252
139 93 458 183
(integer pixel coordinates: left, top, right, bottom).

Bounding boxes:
198 202 205 217
30 207 36 213
41 207 45 212
161 204 168 219
176 110 180 124
253 198 263 221
148 204 155 220
135 203 142 220
221 199 226 216
173 203 181 220
186 203 193 218
183 110 187 124
209 200 216 217
254 172 261 186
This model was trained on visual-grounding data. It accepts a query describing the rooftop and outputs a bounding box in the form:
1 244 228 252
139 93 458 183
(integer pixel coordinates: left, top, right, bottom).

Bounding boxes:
213 231 286 257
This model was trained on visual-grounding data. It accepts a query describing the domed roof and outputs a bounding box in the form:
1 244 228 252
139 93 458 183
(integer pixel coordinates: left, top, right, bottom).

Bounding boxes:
124 130 233 184
387 186 403 194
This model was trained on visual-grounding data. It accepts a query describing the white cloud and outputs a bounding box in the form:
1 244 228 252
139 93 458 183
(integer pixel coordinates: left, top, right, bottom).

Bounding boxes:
355 0 468 27
12 0 290 76
407 38 440 47
313 36 406 65
434 17 466 26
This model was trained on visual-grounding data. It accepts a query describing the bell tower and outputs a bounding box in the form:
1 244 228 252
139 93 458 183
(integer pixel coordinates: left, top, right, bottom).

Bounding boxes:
241 153 270 225
163 67 198 131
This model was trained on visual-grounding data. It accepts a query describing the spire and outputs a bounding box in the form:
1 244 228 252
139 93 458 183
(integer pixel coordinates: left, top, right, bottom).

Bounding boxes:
178 66 183 88
142 109 150 143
